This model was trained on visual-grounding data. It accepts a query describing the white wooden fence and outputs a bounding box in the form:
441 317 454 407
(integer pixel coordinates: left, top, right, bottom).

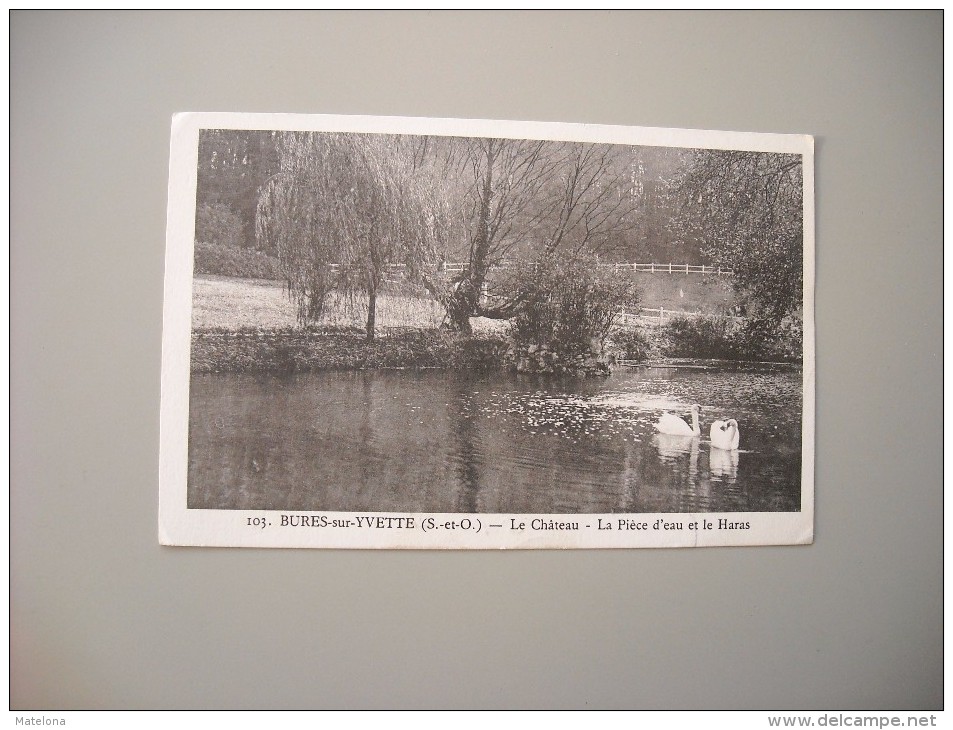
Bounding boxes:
322 262 736 325
328 261 732 277
616 306 744 328
440 261 732 276
605 262 731 275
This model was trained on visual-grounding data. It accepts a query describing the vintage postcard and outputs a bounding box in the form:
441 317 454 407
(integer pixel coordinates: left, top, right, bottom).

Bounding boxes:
159 113 814 548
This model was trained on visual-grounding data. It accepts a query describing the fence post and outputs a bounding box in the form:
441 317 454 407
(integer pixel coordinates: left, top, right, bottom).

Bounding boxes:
659 306 664 325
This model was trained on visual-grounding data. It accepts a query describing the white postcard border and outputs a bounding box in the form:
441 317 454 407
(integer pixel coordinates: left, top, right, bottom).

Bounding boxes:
159 112 815 550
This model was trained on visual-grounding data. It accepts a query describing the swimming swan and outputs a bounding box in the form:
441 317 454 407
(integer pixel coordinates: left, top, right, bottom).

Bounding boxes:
654 404 702 437
709 418 740 450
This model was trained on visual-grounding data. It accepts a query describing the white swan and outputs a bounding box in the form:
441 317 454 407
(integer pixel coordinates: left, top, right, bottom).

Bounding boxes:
654 404 701 437
709 418 740 450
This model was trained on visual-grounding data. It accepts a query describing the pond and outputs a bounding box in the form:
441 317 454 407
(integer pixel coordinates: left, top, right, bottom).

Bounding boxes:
188 366 803 514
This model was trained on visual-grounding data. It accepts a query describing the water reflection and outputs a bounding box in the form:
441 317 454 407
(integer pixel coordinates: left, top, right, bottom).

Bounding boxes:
449 376 483 513
709 446 740 483
653 433 699 464
649 434 708 512
188 366 802 514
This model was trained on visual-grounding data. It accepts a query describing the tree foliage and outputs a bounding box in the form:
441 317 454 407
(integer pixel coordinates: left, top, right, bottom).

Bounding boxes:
434 137 638 332
618 146 699 263
196 130 279 249
198 127 806 353
507 253 640 355
195 202 244 248
676 149 804 322
255 132 448 340
193 241 283 280
662 314 802 363
254 133 644 337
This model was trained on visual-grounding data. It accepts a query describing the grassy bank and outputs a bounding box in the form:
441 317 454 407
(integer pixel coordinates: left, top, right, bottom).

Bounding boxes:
191 276 508 373
191 326 507 373
608 315 803 365
190 275 799 373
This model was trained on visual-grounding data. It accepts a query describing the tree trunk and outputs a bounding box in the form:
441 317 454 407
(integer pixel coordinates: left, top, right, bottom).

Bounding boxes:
306 291 324 322
445 143 495 334
366 285 377 342
446 280 475 335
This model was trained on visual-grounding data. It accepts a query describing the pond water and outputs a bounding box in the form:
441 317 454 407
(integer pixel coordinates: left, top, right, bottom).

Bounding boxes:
188 366 803 514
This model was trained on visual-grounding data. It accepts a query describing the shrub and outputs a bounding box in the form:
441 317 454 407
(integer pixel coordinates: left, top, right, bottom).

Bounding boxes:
607 326 657 361
508 254 640 355
195 202 245 248
194 241 284 280
661 314 802 362
730 316 803 362
445 332 509 369
662 315 736 359
774 317 804 361
189 325 508 373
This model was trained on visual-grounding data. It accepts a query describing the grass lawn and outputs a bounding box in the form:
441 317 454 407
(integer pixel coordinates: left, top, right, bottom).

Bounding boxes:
189 275 510 373
192 274 449 331
192 270 741 332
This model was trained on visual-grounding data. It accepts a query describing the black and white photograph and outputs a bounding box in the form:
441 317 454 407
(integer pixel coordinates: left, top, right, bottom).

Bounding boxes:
16 10 942 714
159 113 814 548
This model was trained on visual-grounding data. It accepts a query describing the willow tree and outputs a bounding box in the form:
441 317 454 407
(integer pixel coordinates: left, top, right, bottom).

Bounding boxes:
676 149 804 323
436 137 637 333
256 131 446 341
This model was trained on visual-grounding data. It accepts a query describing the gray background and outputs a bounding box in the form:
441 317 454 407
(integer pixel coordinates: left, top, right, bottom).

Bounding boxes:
11 11 942 710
